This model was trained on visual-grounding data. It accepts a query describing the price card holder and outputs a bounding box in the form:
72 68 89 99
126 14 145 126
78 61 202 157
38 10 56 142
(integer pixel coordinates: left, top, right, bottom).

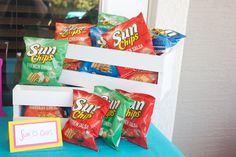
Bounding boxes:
8 118 63 153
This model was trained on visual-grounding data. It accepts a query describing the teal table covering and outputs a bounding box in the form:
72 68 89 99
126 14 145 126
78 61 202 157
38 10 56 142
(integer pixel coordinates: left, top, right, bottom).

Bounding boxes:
0 107 185 157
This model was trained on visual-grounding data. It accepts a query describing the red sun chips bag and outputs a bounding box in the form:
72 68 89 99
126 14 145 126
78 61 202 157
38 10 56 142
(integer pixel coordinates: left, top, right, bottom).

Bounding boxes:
62 89 109 151
55 23 93 45
116 89 155 149
101 13 155 54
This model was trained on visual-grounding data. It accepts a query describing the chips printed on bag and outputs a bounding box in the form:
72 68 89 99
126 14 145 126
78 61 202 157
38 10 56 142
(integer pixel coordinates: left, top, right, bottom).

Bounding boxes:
62 89 109 151
125 70 158 84
98 13 129 29
55 23 93 45
94 86 134 149
116 89 155 149
117 67 158 84
79 62 119 77
63 59 83 71
101 13 155 54
24 106 65 118
21 37 68 86
151 28 185 53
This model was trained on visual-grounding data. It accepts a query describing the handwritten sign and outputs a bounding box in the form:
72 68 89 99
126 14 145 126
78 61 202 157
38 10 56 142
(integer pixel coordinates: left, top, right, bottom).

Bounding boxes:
8 118 63 153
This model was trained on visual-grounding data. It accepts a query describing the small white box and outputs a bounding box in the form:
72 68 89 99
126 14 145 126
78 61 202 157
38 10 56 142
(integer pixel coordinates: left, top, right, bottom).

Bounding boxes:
12 85 86 127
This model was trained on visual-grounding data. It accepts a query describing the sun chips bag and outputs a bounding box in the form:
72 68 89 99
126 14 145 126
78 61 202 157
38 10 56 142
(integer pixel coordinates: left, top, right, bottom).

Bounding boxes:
94 86 133 149
62 89 109 151
55 23 93 45
117 89 155 149
21 37 68 86
101 13 155 54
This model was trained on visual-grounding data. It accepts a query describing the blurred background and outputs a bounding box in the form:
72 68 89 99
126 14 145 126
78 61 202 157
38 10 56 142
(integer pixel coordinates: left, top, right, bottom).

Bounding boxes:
0 0 99 105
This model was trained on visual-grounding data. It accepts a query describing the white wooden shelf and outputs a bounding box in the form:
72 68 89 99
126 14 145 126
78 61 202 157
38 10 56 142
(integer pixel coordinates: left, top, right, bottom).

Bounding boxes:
13 44 175 128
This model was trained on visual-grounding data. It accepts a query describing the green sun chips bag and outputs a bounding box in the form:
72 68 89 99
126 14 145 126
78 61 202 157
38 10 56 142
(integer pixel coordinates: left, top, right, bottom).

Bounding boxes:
98 13 129 29
21 37 68 86
94 86 133 149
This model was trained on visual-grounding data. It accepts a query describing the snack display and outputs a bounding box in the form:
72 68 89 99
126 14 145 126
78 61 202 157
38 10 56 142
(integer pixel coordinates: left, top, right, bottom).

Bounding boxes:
20 37 68 86
117 89 155 149
62 89 109 151
101 13 155 54
94 86 134 149
79 62 119 78
13 11 185 153
55 23 93 45
151 28 185 53
24 106 65 118
98 13 128 29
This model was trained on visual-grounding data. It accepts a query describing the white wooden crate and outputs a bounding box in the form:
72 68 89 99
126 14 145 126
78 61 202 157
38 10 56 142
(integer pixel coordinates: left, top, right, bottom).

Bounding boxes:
60 44 175 101
13 44 175 128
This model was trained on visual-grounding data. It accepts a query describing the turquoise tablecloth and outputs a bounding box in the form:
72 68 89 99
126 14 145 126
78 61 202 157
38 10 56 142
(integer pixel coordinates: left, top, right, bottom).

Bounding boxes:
0 107 185 157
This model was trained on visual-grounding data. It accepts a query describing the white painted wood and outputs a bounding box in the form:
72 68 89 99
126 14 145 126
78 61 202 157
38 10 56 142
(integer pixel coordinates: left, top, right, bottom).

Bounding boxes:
100 0 149 21
13 85 75 107
60 44 175 101
60 70 161 100
147 0 158 27
147 0 190 140
173 1 236 157
66 44 167 73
